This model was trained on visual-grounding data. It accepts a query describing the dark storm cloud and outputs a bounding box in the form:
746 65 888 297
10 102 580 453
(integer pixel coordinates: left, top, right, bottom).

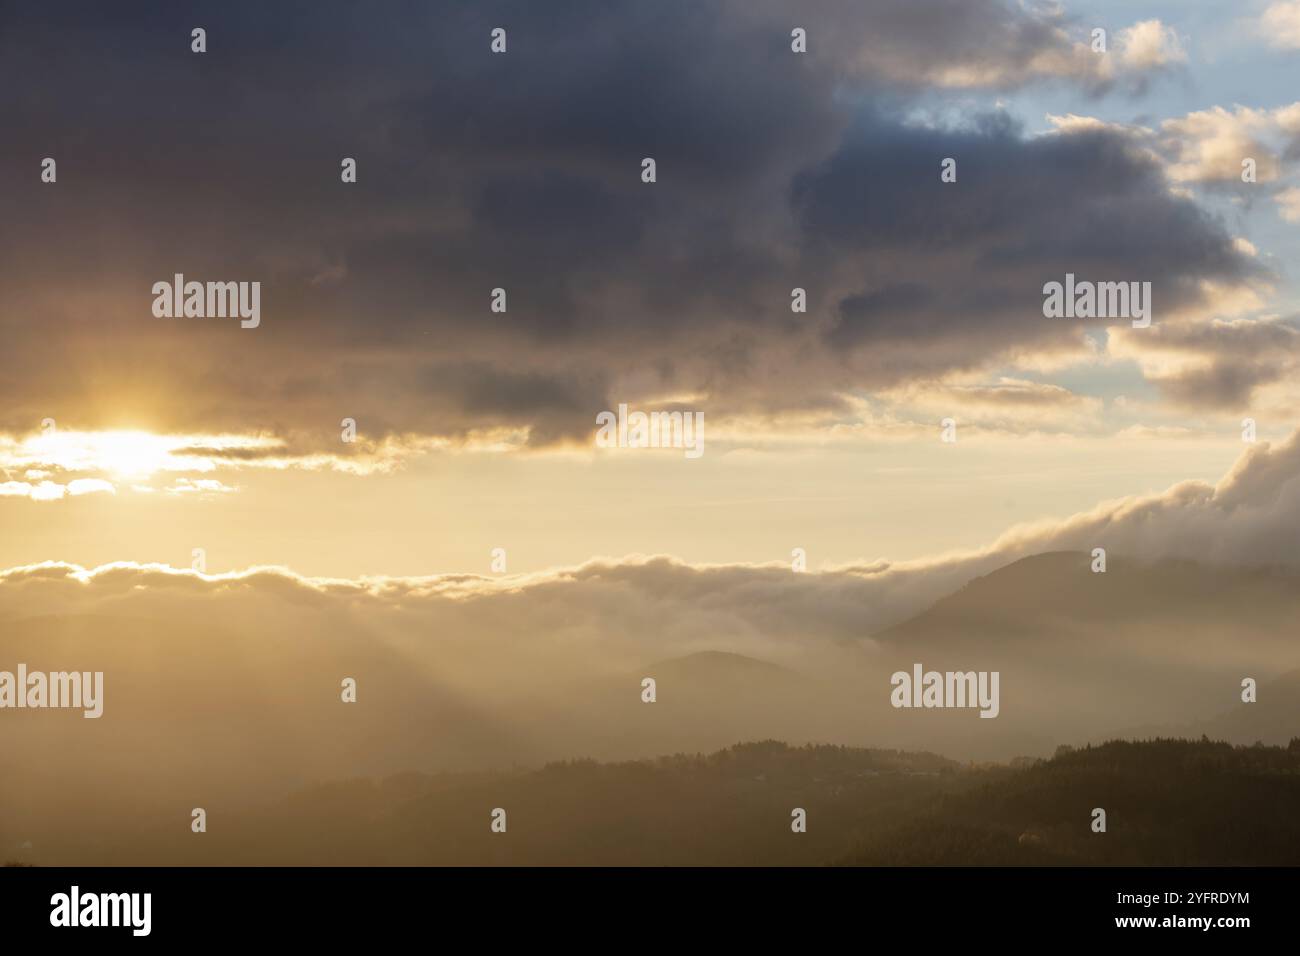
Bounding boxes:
0 1 1251 447
796 118 1263 386
1118 317 1300 410
1155 360 1284 408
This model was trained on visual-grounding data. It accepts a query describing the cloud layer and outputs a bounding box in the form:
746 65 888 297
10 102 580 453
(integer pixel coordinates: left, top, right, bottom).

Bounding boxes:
5 428 1300 640
0 1 1252 452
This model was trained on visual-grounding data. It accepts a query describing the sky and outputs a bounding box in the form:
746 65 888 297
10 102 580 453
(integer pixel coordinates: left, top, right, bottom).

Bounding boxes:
2 0 1299 580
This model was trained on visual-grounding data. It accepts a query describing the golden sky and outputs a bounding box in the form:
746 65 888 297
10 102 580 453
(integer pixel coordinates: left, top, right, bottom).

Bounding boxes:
3 0 1299 582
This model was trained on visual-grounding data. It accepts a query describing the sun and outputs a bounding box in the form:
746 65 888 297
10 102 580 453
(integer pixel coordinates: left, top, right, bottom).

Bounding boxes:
27 429 175 479
91 431 175 478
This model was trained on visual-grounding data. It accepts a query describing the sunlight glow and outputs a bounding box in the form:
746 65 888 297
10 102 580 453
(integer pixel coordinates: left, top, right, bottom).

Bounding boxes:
3 430 280 479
